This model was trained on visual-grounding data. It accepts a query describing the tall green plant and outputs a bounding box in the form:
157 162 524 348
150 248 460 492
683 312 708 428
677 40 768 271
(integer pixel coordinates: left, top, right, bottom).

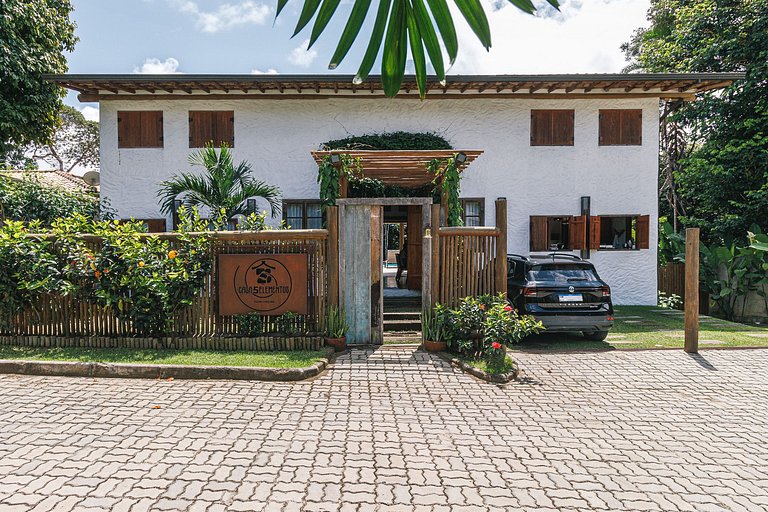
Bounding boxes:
428 156 462 226
158 144 281 222
317 154 361 207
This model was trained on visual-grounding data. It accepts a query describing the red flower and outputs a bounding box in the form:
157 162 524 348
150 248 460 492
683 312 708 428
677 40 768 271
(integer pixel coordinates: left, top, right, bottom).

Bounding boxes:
504 305 513 312
491 342 502 350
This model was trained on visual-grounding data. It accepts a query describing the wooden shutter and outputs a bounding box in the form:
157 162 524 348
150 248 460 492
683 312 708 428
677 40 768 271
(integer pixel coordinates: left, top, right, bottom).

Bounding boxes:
552 110 574 145
531 110 574 146
599 109 642 145
622 110 642 145
215 111 235 147
590 216 601 251
189 111 234 147
569 215 586 250
117 111 163 148
636 214 650 249
530 216 548 251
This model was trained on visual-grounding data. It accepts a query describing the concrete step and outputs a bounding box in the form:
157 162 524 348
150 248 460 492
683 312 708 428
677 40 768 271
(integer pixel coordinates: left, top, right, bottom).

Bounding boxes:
383 330 422 344
383 311 421 321
383 319 422 331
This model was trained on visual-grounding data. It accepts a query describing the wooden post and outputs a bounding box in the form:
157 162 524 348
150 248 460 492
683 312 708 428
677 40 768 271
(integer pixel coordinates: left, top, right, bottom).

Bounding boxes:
684 227 699 353
326 205 339 310
494 198 508 297
431 203 441 308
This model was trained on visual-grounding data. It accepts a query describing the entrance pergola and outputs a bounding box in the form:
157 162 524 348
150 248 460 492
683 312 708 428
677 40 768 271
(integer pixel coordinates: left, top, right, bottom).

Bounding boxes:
310 148 483 191
310 149 484 344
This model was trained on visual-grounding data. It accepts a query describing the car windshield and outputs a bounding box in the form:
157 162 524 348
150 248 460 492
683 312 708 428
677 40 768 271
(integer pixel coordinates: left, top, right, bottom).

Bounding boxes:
527 265 598 283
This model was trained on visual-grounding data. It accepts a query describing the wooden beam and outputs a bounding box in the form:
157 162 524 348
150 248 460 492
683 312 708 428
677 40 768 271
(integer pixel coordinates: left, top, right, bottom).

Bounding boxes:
494 198 507 297
79 92 699 102
684 227 700 353
326 205 339 310
430 203 441 308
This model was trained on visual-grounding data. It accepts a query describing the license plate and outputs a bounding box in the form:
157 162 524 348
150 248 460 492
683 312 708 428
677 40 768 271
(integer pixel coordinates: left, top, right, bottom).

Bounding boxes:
559 294 582 302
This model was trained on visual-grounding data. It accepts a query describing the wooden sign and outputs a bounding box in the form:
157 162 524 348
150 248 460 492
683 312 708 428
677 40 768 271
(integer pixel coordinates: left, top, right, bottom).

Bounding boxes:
218 254 309 316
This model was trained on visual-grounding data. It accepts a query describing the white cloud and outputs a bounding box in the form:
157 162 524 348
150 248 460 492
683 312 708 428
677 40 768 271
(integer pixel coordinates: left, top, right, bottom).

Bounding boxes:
251 68 279 74
133 57 181 74
449 0 650 74
171 0 271 33
288 39 318 67
80 106 100 122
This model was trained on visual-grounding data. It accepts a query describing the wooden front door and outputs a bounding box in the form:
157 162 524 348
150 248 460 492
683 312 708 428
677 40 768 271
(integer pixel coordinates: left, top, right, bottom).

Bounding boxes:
406 206 423 290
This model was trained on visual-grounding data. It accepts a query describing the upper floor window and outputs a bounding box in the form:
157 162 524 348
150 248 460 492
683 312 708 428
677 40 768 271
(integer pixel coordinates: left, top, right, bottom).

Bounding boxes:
461 198 484 226
283 200 322 229
530 109 574 146
117 111 163 148
189 111 235 148
599 109 642 146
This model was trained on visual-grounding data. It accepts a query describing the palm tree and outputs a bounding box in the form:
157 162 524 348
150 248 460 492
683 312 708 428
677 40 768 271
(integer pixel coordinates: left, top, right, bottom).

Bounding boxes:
157 145 281 222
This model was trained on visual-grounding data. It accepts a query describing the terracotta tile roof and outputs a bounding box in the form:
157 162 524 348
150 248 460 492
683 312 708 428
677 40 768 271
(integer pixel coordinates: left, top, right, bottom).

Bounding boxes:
0 169 96 193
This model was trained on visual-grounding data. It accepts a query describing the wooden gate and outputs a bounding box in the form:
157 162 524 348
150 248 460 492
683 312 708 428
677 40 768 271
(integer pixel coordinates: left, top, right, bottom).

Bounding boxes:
431 199 508 307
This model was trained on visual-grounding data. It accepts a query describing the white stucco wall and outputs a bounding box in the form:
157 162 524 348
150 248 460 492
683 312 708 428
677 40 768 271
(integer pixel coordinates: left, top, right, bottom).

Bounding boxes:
99 96 659 305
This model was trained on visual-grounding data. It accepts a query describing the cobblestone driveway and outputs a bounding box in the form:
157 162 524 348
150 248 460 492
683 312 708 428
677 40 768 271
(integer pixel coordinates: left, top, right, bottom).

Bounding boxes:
1 348 767 512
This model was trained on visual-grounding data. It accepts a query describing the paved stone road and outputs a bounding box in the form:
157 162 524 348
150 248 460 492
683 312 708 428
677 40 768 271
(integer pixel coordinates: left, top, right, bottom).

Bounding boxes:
1 348 767 511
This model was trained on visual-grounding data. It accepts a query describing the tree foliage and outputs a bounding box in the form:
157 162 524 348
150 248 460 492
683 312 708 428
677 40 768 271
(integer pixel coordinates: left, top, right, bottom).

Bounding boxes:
623 0 768 244
0 174 102 226
29 106 99 173
278 0 559 98
0 0 78 162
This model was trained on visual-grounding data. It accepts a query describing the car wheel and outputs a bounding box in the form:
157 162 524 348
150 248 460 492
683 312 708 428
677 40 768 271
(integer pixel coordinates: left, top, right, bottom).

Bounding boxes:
583 330 609 341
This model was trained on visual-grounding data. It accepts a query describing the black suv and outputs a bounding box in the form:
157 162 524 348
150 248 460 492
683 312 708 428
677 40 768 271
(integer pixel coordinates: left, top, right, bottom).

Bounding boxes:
507 254 614 341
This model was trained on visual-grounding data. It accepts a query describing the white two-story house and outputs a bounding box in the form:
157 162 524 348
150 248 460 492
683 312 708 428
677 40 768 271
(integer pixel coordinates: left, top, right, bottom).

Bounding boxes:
51 73 739 305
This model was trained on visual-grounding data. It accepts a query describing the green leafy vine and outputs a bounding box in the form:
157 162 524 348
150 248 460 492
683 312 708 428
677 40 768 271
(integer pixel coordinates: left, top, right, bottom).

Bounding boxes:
428 156 463 227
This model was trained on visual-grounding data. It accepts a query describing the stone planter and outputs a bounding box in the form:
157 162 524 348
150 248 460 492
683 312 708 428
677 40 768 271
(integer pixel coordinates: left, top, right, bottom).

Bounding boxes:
423 340 447 352
325 336 347 352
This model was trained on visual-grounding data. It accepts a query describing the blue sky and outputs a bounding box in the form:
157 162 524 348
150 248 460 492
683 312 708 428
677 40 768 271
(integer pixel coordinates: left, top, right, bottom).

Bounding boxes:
66 0 651 119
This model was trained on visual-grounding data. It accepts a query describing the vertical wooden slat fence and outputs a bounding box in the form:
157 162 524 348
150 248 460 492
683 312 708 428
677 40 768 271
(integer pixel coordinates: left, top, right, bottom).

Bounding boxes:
435 198 508 307
658 262 709 314
3 230 328 348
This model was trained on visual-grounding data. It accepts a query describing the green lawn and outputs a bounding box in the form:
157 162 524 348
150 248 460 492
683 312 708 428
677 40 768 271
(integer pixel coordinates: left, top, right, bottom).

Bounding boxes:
511 306 768 351
0 346 325 368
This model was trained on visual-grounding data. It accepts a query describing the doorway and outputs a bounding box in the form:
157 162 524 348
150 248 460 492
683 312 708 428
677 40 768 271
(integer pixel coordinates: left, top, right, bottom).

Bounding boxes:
337 198 433 345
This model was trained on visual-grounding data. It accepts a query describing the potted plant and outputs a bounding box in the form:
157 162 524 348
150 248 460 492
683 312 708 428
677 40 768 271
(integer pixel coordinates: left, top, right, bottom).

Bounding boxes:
422 306 447 352
325 306 349 351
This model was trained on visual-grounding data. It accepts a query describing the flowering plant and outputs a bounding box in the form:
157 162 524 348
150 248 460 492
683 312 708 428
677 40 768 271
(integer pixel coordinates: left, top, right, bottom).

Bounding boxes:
53 209 212 338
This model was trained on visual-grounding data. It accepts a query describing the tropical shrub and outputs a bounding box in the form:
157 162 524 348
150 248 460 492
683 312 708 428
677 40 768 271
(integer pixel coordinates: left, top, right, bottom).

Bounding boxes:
236 312 264 336
0 174 105 226
658 291 682 310
52 214 213 338
0 220 73 331
326 306 349 338
431 294 543 360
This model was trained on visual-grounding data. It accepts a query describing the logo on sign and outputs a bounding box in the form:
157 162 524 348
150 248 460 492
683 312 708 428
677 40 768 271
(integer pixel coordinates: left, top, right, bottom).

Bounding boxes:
234 258 293 311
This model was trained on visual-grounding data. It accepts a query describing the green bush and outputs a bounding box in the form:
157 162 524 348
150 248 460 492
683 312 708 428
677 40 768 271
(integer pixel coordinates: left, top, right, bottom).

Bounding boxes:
0 220 73 331
0 174 104 226
0 210 212 338
429 294 543 359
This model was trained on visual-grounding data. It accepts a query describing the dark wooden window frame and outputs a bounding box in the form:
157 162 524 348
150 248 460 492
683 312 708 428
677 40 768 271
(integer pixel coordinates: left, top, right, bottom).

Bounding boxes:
530 109 575 146
598 109 643 146
283 200 323 229
530 215 585 252
117 111 164 148
188 110 235 148
593 214 650 250
460 198 485 226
